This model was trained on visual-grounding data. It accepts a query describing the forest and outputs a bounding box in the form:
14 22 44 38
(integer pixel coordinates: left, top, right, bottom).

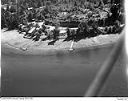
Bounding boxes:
1 0 125 41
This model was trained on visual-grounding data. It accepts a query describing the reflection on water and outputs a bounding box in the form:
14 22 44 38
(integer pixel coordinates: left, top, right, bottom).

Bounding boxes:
1 45 128 97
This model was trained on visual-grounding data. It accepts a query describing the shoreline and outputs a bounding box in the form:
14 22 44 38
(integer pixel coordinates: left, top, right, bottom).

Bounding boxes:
2 40 116 56
1 29 119 56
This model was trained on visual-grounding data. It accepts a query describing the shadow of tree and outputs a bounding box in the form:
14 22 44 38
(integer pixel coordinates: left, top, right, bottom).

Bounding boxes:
3 28 17 32
41 36 49 41
63 30 100 43
48 39 58 45
63 36 74 42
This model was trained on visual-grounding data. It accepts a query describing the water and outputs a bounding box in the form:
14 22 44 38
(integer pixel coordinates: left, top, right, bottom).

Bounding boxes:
1 45 128 97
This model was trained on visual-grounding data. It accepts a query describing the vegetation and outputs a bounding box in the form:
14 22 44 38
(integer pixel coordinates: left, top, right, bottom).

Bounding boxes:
1 0 124 28
1 0 125 41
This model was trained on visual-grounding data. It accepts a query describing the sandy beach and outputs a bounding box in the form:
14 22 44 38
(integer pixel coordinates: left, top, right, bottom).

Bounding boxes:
1 29 120 55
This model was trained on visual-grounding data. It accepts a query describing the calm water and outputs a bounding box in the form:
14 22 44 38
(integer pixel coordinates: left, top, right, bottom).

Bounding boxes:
1 45 128 97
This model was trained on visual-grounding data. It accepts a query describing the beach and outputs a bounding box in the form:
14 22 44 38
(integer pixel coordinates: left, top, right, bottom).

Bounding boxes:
1 29 120 55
